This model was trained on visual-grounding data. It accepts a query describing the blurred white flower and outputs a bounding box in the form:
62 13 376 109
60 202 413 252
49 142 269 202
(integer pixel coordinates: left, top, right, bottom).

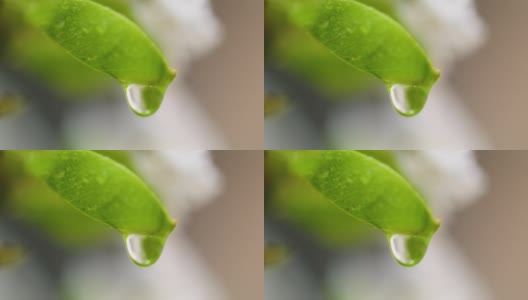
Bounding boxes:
396 150 486 221
396 0 486 69
133 0 223 71
63 235 228 300
328 236 491 300
133 150 223 219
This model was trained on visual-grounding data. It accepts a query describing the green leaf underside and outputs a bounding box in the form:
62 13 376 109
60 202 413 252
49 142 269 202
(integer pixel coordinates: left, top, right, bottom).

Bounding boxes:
267 151 439 251
270 0 439 88
6 0 176 115
7 151 176 266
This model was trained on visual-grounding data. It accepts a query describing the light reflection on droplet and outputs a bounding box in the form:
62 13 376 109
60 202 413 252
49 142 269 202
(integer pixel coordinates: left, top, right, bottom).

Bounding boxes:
388 84 428 117
125 234 164 267
388 233 428 267
125 84 163 117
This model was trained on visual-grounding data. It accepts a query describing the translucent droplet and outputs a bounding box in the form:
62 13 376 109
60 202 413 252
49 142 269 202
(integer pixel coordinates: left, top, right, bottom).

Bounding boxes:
125 84 164 117
388 84 428 117
124 234 164 267
388 234 428 267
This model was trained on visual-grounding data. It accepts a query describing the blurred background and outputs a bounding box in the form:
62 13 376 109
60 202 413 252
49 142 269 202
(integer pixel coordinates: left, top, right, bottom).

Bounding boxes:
0 150 263 300
188 151 263 300
453 0 528 149
189 0 263 149
454 151 528 299
265 0 528 150
265 150 528 300
0 0 263 150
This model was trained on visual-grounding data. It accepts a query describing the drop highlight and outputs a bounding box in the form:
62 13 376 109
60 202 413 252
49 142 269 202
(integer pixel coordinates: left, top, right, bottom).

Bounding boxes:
125 234 165 267
388 84 429 117
125 84 164 117
388 233 429 267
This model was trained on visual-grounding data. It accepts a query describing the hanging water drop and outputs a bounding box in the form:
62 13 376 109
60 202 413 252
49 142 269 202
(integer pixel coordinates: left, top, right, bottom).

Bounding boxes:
388 234 428 267
124 234 165 267
388 84 429 117
125 84 164 117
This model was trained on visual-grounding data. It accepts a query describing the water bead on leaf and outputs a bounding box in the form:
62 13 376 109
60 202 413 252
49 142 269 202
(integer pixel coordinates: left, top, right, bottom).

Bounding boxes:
388 84 429 117
388 233 429 267
125 234 165 267
125 84 164 117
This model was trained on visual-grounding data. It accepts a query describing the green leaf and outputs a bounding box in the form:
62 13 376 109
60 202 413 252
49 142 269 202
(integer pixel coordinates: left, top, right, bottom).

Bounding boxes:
267 0 440 116
6 0 176 116
6 150 176 267
266 150 440 266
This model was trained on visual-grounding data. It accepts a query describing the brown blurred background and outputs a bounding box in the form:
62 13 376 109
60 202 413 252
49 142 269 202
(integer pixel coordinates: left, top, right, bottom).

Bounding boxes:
454 151 528 299
187 151 263 300
188 0 264 150
454 1 528 149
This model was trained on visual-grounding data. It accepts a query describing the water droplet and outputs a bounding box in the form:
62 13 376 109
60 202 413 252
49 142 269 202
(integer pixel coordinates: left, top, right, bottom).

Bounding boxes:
124 234 165 267
388 84 428 117
125 84 164 117
388 234 428 267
